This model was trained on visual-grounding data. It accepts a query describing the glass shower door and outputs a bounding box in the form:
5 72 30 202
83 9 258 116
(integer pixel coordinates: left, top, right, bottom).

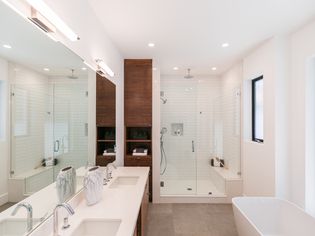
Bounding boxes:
160 78 197 195
52 82 88 178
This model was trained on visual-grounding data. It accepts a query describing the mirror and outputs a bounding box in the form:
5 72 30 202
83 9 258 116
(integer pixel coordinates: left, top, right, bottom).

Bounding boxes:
0 2 91 234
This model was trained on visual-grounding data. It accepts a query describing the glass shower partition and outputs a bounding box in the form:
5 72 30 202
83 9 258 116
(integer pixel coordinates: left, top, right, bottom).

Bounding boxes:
10 80 88 196
52 82 88 177
160 76 241 197
160 79 197 195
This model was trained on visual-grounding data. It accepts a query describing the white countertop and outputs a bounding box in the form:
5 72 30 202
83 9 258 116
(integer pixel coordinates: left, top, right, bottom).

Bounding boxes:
30 166 150 236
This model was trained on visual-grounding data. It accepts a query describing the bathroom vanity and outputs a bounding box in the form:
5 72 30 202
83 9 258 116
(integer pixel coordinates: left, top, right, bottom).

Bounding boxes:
29 167 150 236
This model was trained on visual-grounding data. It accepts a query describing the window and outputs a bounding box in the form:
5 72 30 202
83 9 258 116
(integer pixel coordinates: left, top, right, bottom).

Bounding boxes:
252 76 263 142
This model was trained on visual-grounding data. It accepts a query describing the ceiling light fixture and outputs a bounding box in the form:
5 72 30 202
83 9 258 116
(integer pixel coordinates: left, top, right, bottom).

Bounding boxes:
148 43 155 47
81 67 87 71
212 67 217 71
96 59 114 77
222 43 229 48
173 67 179 71
26 0 79 41
3 44 12 49
43 68 50 71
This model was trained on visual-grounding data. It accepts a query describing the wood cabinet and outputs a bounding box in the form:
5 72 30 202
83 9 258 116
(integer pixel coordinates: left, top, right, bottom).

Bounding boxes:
96 74 116 166
124 59 153 202
124 59 152 126
135 178 149 236
96 74 116 126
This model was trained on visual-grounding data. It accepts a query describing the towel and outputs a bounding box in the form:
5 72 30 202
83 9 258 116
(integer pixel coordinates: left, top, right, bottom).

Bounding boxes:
104 148 115 153
83 166 103 206
56 166 77 203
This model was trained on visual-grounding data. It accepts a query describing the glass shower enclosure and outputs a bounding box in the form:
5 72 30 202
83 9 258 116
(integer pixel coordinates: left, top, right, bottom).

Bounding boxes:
160 76 241 196
10 81 88 195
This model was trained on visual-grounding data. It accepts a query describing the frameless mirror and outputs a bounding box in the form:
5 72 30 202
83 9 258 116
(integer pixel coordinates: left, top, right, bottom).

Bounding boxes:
0 2 91 234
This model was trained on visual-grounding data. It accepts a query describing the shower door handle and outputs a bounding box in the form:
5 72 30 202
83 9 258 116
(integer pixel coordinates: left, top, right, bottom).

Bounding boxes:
192 140 195 152
54 140 60 152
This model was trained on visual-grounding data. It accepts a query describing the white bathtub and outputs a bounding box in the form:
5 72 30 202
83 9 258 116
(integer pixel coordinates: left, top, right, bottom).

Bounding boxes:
232 197 315 236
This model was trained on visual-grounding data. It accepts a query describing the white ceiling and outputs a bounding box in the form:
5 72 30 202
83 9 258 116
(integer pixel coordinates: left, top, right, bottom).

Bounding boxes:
88 0 315 76
0 3 88 78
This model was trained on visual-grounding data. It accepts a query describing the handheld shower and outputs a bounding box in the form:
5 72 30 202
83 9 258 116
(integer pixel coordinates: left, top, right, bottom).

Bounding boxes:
160 127 168 175
160 97 167 104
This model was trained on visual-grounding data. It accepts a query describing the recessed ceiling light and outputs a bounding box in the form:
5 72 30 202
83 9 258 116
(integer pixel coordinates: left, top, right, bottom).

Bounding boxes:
43 68 50 71
3 44 12 49
212 67 217 71
173 67 179 71
81 67 87 71
222 43 229 48
148 43 155 47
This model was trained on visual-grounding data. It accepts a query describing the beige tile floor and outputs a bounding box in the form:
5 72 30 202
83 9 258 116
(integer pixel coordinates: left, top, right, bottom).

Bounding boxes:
145 203 238 236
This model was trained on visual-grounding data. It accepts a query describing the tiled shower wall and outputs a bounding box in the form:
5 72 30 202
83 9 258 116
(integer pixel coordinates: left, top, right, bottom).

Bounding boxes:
160 74 241 183
10 63 50 176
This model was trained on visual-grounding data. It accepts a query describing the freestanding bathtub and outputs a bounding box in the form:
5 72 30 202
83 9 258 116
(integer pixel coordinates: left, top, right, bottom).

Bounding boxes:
232 197 315 236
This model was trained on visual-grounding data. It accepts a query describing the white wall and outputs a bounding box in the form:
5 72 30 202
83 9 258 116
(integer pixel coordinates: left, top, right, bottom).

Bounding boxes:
242 39 277 196
241 34 291 200
43 0 124 166
290 19 315 212
220 63 243 176
0 57 9 205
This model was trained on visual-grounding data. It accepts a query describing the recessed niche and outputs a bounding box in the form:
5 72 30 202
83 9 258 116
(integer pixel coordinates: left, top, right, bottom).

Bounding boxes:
171 123 183 136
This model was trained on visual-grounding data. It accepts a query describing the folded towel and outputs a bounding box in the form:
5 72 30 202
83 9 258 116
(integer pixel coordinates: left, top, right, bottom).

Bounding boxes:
103 153 115 156
104 148 115 153
83 166 103 206
133 148 148 153
56 166 76 203
132 152 148 156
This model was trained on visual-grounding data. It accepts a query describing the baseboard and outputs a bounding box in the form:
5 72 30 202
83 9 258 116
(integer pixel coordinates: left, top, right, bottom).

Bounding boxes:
0 192 8 206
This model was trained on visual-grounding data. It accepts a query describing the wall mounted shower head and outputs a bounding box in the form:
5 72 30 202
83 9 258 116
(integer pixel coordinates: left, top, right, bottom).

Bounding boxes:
184 68 194 79
160 127 167 134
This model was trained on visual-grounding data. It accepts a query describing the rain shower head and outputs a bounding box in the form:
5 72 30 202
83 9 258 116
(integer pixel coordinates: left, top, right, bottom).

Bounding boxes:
184 68 194 79
68 69 78 79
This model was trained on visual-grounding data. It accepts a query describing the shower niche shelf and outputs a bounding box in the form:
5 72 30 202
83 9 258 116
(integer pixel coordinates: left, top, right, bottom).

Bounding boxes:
96 126 116 166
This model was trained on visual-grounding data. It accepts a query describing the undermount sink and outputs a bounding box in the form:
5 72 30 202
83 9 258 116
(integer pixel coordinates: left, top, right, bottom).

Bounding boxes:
109 176 139 188
70 219 121 236
0 218 41 236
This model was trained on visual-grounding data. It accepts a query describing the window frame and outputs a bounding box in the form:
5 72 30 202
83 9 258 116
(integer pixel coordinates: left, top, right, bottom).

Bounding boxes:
252 75 264 143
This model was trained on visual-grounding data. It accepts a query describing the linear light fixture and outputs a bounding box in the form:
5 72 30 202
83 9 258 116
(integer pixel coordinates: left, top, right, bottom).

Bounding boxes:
26 0 79 41
96 59 114 78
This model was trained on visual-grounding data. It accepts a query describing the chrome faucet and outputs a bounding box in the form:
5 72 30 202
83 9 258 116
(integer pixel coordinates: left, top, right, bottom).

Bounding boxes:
53 203 75 236
11 202 33 232
106 162 117 180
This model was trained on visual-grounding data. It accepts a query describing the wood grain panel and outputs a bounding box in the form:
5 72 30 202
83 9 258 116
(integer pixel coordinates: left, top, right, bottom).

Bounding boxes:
124 59 152 126
96 74 116 126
